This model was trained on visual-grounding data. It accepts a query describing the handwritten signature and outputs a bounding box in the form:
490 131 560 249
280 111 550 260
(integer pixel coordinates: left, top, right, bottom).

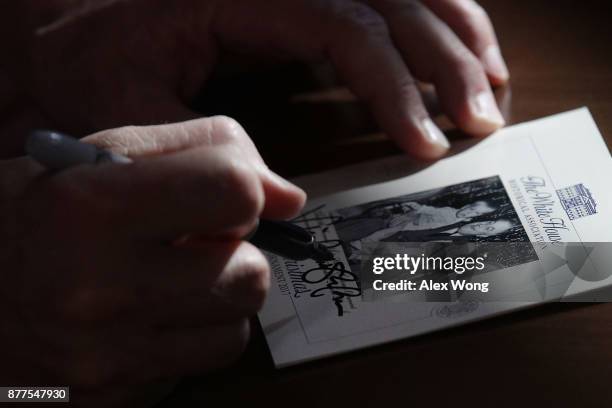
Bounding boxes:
302 261 361 316
292 206 361 316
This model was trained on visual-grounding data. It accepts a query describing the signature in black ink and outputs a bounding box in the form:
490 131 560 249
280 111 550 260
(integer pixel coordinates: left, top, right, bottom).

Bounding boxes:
316 239 344 249
302 261 361 316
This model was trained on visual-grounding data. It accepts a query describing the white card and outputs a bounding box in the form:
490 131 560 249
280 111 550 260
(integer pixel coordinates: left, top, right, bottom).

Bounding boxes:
258 108 612 367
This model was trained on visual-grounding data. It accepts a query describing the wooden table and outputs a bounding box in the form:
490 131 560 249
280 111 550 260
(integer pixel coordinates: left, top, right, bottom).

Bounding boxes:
160 1 612 406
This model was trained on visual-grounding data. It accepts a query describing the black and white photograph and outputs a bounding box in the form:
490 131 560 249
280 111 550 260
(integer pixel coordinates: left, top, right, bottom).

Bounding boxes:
332 176 538 272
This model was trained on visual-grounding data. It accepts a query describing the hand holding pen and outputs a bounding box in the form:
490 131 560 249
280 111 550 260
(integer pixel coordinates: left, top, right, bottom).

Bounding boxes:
27 130 333 262
1 117 307 396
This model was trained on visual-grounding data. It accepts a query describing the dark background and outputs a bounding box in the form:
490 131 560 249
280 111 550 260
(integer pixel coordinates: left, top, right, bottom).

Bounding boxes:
161 1 612 406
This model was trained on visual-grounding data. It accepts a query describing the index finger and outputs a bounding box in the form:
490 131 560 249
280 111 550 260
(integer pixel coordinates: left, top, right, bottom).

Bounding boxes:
84 117 306 220
55 143 265 240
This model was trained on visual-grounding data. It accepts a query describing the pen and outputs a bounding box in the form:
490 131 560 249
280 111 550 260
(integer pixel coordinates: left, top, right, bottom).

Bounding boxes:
25 130 334 263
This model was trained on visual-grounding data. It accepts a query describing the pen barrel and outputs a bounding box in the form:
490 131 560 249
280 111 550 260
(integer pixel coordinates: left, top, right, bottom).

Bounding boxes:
27 131 99 170
249 220 314 261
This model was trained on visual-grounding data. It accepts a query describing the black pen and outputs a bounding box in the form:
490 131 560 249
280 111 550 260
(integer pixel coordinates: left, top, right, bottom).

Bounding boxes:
25 130 334 263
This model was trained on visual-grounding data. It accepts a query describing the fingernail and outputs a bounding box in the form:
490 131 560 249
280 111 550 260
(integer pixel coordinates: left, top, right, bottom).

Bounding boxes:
421 118 450 149
482 45 510 82
471 91 506 129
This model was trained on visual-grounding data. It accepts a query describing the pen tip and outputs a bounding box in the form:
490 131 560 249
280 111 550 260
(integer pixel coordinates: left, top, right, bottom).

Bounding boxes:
312 243 335 262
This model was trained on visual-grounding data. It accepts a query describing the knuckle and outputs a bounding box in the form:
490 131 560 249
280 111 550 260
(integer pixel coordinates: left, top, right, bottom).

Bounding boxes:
450 48 485 78
226 244 271 314
466 1 490 21
334 2 389 38
240 249 271 312
455 1 492 33
209 115 247 145
218 159 264 223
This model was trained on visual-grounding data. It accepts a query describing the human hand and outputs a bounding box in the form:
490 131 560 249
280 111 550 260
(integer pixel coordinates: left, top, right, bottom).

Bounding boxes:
5 0 508 159
0 116 306 406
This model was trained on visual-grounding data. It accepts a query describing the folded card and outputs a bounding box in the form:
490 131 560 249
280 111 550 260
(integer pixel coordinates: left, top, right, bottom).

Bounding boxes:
258 108 612 367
